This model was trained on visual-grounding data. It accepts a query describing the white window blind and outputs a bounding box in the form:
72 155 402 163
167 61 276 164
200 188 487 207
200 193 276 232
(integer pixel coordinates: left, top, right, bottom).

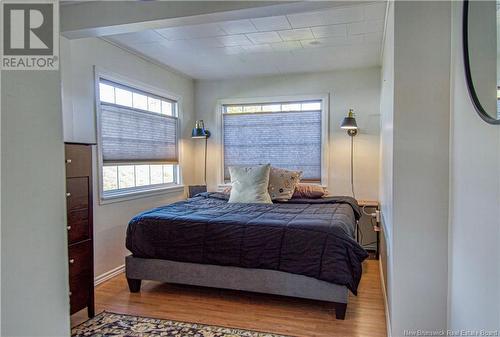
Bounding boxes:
223 100 322 182
100 105 178 163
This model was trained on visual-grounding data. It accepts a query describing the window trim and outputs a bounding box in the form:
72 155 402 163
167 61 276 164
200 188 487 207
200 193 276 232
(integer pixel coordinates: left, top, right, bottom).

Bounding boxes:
215 94 330 187
94 66 184 204
99 184 185 205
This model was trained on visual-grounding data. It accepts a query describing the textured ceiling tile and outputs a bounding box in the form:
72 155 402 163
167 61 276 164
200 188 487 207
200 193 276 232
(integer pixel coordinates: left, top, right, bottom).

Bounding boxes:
300 34 363 49
217 34 253 47
241 44 273 53
220 46 246 55
287 5 364 28
218 19 257 35
364 32 384 44
364 2 387 20
246 31 283 44
349 20 384 35
278 28 314 41
106 30 165 45
270 41 303 51
311 24 347 38
323 6 365 25
250 15 291 31
287 11 324 29
156 23 226 40
189 37 225 49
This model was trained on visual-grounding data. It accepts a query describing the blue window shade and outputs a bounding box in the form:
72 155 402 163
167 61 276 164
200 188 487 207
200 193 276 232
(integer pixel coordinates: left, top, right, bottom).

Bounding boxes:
100 104 178 163
223 110 322 181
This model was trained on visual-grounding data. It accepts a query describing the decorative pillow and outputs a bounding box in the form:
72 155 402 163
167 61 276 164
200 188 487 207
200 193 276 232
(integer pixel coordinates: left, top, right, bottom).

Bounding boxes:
268 167 302 201
228 165 272 204
222 185 232 195
292 183 328 199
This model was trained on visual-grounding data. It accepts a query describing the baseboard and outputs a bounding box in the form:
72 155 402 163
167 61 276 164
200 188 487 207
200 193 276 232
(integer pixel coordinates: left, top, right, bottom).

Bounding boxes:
379 258 392 337
94 264 125 286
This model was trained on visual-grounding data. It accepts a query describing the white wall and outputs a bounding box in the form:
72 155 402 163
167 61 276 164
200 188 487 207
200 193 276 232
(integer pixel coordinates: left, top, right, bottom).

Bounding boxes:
379 2 451 335
60 36 196 278
392 2 451 334
448 2 500 331
379 0 394 326
1 71 70 336
194 67 381 201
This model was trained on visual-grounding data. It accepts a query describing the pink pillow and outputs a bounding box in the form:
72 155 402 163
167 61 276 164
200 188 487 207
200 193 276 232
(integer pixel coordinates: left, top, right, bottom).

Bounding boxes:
292 183 328 199
222 186 232 195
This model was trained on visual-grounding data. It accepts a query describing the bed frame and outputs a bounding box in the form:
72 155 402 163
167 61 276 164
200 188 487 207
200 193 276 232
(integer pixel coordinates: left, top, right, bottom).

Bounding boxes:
125 255 349 319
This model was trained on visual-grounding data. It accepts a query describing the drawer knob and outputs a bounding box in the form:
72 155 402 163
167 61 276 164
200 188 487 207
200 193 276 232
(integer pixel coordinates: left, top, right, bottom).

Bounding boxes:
66 192 71 197
69 291 72 296
67 226 71 231
69 259 75 264
66 159 72 164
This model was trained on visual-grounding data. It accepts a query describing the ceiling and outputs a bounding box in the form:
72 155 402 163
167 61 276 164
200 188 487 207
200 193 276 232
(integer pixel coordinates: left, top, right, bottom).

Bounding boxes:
103 1 387 80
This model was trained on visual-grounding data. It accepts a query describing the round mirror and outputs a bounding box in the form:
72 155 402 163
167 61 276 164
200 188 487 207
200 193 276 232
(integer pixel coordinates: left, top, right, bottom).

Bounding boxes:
464 0 500 124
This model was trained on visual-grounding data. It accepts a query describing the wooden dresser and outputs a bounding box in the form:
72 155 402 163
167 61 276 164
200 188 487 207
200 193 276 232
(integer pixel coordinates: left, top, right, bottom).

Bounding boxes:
65 143 94 317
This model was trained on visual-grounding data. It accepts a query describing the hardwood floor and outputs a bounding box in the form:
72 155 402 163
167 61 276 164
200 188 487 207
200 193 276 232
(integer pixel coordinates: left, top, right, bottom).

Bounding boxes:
71 260 387 337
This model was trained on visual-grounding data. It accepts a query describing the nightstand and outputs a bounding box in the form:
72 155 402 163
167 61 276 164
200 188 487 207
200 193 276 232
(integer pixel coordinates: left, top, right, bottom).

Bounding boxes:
188 185 207 198
357 200 380 259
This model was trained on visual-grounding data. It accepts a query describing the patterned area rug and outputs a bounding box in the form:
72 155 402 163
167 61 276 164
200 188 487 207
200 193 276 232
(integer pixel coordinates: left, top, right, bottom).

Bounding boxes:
72 311 291 337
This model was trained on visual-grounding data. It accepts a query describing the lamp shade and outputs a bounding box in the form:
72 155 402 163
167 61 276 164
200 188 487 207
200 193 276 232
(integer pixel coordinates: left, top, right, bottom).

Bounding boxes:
340 109 358 130
191 120 210 138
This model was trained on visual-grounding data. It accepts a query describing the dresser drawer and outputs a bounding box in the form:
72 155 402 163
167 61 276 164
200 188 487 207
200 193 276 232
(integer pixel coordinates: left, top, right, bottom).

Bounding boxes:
67 208 90 244
65 144 92 178
68 240 92 278
69 274 91 314
66 177 89 211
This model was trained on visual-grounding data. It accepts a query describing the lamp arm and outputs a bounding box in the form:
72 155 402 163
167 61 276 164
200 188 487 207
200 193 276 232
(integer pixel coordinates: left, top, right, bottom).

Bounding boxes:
350 135 355 199
204 136 208 186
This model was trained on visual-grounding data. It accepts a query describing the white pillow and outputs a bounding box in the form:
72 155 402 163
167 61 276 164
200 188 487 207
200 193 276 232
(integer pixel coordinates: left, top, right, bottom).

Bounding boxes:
228 165 272 204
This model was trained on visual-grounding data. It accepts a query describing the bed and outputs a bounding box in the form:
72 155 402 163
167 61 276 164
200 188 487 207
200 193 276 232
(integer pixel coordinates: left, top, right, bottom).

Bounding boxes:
125 192 368 319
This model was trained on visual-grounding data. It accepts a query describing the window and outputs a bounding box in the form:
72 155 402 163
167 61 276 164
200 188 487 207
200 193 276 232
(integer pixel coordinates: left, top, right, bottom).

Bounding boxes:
97 78 180 200
222 99 324 183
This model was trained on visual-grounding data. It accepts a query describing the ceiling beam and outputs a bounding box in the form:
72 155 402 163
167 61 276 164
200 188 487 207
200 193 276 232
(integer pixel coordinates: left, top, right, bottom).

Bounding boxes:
61 1 356 39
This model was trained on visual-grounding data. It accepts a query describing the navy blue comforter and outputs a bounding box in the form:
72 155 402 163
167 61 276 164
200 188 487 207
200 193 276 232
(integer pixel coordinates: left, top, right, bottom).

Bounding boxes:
126 193 368 294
